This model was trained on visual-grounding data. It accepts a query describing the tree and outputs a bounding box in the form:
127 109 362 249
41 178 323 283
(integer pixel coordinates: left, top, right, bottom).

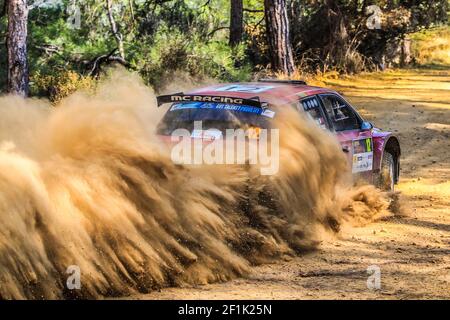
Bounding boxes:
229 0 243 47
7 0 29 96
264 0 295 75
106 0 125 59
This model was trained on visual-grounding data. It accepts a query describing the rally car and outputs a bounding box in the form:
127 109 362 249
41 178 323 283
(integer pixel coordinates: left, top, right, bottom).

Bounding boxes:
156 79 401 191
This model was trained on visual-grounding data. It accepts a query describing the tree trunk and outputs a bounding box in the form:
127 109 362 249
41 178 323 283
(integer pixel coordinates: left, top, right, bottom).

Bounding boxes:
106 0 125 59
229 0 243 47
264 0 295 75
7 0 29 97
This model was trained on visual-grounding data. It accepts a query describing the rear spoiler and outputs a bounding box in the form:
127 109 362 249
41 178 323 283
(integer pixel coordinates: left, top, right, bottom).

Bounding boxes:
156 93 264 108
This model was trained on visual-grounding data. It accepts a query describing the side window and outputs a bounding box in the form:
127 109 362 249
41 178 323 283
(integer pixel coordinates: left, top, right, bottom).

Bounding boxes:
300 96 328 130
319 94 361 131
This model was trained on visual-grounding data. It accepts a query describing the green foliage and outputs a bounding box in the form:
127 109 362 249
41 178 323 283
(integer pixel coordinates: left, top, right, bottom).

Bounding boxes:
1 0 448 97
1 0 253 98
130 28 251 87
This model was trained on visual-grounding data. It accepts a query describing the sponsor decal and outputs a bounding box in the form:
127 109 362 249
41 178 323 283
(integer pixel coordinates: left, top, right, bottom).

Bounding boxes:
214 84 274 93
352 138 374 173
157 94 263 108
301 97 320 110
261 109 276 118
171 95 244 104
170 102 276 118
191 129 223 140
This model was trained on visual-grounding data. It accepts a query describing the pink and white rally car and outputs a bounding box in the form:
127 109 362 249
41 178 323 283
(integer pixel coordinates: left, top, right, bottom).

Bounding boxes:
156 79 401 191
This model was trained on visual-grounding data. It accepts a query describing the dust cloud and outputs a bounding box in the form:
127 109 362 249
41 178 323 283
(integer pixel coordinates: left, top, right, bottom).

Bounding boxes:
0 70 390 299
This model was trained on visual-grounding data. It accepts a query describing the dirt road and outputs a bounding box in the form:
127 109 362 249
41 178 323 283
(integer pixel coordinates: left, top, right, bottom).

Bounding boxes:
133 68 450 300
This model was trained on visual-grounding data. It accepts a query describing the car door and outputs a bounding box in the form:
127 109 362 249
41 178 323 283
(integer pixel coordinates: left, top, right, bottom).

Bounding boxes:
318 94 374 178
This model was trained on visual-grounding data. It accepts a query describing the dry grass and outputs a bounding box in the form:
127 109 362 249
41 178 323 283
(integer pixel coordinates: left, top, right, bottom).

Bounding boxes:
410 26 450 66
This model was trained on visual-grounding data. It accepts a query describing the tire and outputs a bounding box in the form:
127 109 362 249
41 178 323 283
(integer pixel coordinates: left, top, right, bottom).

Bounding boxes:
377 151 395 191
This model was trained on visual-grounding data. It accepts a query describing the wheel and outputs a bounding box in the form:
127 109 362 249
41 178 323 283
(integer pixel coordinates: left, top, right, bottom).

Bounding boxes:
377 151 395 191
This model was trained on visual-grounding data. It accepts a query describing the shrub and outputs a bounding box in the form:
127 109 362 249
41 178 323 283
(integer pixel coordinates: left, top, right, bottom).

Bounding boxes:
31 70 97 104
129 27 252 90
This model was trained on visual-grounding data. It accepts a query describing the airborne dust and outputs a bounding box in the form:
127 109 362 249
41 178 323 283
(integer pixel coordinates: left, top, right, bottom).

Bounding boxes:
0 70 392 299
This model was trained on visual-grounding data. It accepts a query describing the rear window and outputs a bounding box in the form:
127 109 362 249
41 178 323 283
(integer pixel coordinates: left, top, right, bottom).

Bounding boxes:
157 102 275 135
